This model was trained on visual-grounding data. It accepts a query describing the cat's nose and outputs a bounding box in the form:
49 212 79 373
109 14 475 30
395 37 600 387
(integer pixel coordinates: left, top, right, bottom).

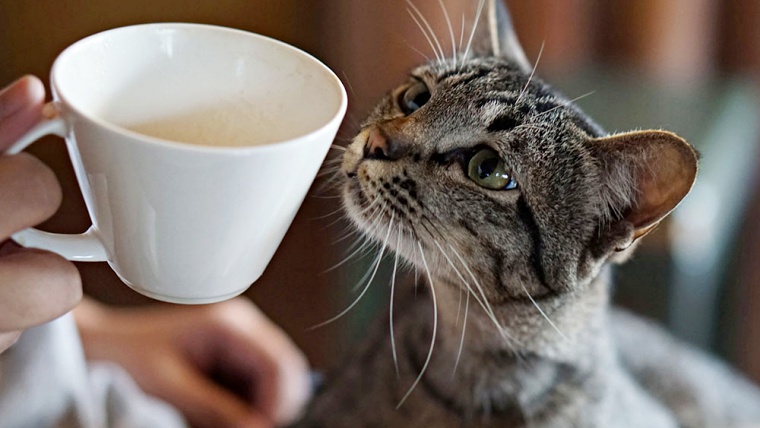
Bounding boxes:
363 127 406 161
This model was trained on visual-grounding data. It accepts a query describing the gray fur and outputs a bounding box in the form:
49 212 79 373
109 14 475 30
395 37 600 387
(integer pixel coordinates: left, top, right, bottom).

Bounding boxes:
293 1 760 426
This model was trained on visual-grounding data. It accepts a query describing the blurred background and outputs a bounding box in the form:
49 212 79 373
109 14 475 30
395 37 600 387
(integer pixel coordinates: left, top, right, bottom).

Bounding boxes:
1 0 759 384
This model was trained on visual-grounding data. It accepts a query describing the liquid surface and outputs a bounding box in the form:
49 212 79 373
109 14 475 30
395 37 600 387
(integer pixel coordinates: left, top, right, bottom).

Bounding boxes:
123 104 283 147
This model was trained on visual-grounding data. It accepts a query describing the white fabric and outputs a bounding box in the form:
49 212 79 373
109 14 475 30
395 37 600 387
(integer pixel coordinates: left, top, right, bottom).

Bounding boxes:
0 314 187 428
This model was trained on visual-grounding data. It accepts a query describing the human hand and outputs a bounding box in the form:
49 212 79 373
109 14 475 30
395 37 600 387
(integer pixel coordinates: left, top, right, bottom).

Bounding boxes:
74 297 312 428
0 76 82 353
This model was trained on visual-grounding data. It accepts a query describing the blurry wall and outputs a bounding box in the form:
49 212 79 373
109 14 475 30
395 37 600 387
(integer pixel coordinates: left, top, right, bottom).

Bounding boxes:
2 0 760 380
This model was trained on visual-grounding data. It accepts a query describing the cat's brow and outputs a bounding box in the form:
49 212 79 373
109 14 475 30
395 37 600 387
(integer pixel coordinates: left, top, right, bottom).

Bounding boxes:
436 67 491 87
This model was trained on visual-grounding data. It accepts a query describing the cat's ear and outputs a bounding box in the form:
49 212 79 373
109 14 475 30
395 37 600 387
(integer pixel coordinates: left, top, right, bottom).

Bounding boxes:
469 0 532 73
591 130 698 250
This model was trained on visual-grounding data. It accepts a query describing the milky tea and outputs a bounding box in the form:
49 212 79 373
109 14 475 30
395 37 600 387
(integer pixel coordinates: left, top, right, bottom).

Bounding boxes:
123 105 281 147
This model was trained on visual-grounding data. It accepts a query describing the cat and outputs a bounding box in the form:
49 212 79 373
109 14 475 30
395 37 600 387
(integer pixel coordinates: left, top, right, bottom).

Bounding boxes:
293 1 760 426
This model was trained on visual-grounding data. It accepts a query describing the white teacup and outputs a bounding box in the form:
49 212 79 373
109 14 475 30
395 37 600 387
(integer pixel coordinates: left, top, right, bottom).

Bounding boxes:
8 23 347 304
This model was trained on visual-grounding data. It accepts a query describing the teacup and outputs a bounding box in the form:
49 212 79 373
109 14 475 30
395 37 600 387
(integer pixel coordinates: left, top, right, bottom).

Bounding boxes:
8 23 347 304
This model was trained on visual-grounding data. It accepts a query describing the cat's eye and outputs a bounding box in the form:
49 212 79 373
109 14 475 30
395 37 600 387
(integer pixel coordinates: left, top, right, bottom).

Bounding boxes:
467 149 518 190
400 81 430 115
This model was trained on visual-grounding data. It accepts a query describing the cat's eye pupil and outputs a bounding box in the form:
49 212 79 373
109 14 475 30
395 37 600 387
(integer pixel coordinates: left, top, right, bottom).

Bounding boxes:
477 158 498 179
400 81 430 114
467 148 517 191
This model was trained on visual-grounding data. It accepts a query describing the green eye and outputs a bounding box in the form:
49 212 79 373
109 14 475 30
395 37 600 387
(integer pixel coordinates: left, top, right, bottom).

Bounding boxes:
467 149 518 190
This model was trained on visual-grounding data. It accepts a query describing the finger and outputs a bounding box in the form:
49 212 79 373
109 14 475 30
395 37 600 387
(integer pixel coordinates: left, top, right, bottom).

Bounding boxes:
0 245 81 330
0 75 46 150
0 152 62 240
0 330 22 353
153 357 273 428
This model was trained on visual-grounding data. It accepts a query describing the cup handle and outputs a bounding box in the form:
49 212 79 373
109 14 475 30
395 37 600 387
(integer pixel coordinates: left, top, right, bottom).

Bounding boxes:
6 103 108 262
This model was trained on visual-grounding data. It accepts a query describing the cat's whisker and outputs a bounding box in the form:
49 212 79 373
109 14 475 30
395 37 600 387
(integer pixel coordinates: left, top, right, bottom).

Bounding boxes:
462 0 486 62
448 243 523 348
520 283 569 341
390 224 403 378
453 291 469 377
331 222 366 245
310 194 342 200
515 40 544 107
437 0 457 68
455 283 463 327
348 201 393 290
309 212 395 330
324 209 355 230
406 0 446 65
428 234 518 348
312 205 345 221
340 71 357 99
459 14 465 66
329 144 346 152
327 201 387 268
350 243 383 292
532 91 597 119
406 11 443 65
314 172 343 195
324 233 374 273
396 241 438 409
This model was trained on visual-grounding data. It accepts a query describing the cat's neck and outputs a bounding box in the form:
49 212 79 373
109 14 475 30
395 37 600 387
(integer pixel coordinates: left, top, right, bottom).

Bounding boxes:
399 269 616 418
431 267 613 363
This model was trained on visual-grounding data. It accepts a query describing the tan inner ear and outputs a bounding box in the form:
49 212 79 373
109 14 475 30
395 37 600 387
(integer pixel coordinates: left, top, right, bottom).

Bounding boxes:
598 130 698 241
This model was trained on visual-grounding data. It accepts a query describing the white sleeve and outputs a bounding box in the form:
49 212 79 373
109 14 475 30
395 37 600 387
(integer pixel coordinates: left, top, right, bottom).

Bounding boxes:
0 313 187 428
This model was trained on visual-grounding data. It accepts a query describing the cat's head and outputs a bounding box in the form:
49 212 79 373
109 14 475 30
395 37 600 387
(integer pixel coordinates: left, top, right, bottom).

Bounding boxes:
341 0 697 304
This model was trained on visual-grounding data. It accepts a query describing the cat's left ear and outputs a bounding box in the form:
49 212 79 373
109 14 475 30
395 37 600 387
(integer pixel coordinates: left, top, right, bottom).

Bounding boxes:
469 0 532 73
591 130 698 250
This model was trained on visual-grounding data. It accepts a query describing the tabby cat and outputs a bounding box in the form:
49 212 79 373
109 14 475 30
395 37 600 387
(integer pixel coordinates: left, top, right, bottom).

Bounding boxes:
294 1 760 426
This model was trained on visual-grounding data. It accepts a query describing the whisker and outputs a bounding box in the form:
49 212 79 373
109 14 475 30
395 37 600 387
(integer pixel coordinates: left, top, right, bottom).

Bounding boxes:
428 235 517 347
329 144 347 152
453 291 469 376
455 284 463 327
312 205 345 221
390 224 403 378
309 212 396 330
520 283 569 341
406 0 446 64
397 242 438 408
340 71 357 99
438 0 457 67
459 14 465 61
310 194 343 200
447 242 522 347
533 91 597 119
515 41 545 106
324 233 374 273
406 8 443 63
463 0 486 62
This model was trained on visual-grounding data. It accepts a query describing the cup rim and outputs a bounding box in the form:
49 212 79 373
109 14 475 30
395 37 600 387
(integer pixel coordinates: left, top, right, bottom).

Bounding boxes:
50 22 347 154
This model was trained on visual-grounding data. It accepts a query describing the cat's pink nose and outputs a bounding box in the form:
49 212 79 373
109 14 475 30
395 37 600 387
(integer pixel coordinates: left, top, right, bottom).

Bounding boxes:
365 128 390 160
363 127 406 160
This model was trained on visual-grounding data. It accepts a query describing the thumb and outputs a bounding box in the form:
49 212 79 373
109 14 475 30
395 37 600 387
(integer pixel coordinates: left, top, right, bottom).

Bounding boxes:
155 357 272 428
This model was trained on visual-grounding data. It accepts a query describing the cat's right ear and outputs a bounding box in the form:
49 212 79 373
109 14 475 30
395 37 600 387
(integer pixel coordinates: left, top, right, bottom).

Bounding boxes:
468 0 532 73
590 130 699 252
